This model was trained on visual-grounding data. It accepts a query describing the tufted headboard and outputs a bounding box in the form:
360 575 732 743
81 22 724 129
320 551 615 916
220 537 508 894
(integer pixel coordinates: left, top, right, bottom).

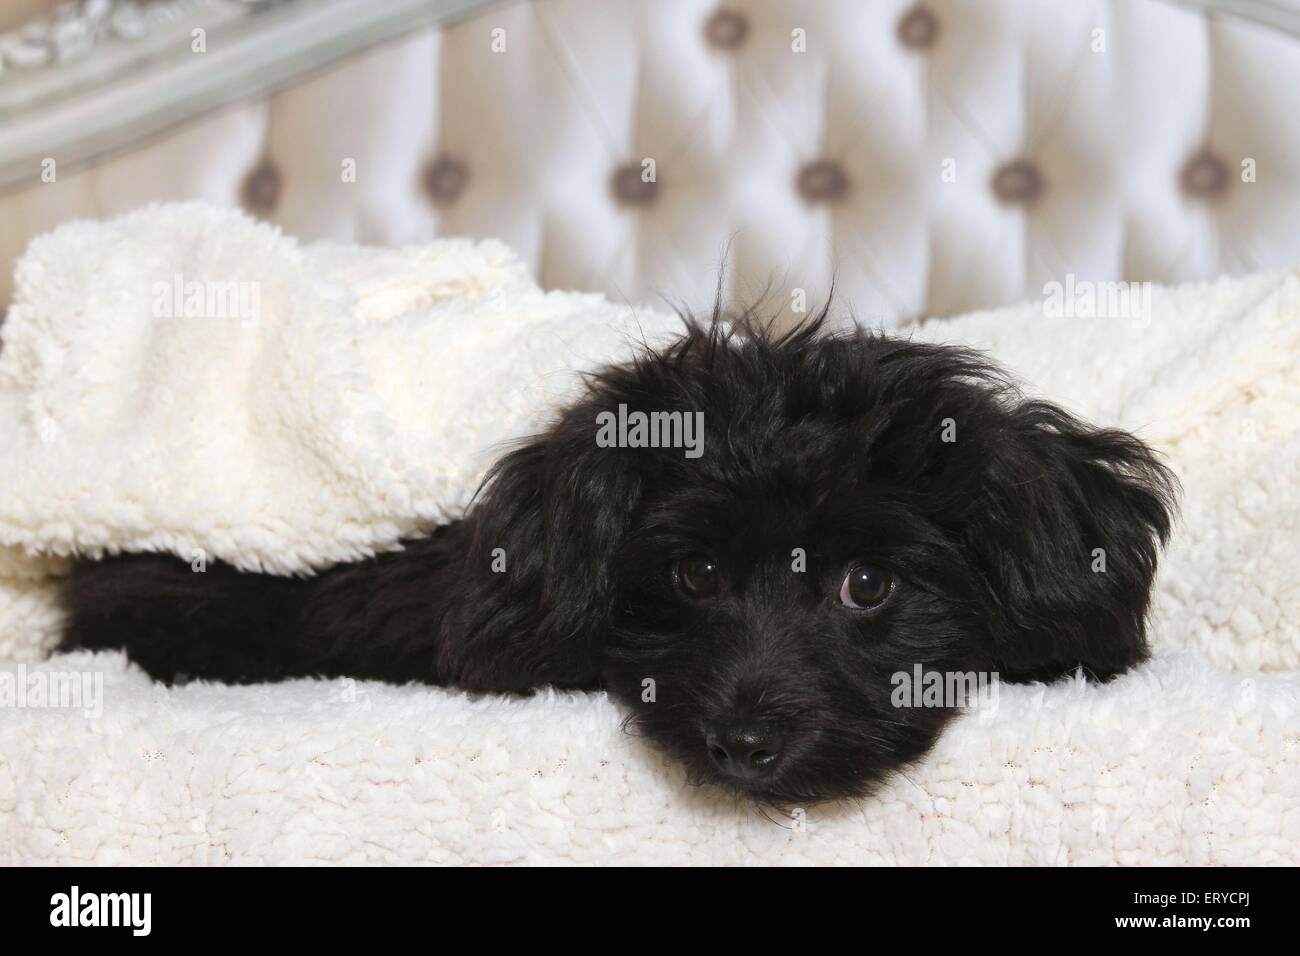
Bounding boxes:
2 0 1299 326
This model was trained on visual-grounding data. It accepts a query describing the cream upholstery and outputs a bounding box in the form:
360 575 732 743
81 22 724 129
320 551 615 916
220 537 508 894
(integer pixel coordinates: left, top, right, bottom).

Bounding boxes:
3 0 1300 324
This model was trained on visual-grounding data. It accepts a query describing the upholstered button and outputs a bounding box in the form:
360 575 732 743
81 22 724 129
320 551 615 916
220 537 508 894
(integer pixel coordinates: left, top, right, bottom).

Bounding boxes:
991 160 1044 206
797 159 850 204
897 5 940 50
704 8 749 50
611 162 658 206
422 156 469 206
241 160 281 214
1181 150 1229 199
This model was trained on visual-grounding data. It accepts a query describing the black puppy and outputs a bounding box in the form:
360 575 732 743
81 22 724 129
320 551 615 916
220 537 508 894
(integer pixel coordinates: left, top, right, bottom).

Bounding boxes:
61 313 1176 803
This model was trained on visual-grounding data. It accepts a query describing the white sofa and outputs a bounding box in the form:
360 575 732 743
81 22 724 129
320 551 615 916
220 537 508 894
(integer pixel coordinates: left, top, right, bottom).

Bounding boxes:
3 0 1300 324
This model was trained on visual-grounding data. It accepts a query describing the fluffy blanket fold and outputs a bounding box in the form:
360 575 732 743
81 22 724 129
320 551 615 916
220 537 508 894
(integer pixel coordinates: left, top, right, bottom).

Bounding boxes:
0 204 680 576
1 203 1296 865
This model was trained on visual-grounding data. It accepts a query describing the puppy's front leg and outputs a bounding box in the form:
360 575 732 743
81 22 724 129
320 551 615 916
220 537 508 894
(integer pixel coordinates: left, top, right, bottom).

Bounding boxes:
60 531 463 685
61 552 312 684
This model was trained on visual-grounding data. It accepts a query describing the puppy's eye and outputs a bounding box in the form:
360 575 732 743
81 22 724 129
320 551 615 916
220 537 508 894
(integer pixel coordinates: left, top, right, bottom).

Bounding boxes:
675 555 720 599
839 565 894 610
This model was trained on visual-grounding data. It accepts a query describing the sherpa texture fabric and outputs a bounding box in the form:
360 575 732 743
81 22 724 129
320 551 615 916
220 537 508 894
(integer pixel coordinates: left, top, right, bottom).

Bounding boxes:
0 203 681 575
0 203 1297 865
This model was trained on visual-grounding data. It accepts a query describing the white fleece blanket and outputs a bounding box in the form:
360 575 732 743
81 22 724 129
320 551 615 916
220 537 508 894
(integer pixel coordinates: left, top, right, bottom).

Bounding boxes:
1 203 1297 865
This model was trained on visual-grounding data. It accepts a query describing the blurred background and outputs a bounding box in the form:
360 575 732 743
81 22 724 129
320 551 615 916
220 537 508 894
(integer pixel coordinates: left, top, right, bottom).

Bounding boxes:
2 0 1299 326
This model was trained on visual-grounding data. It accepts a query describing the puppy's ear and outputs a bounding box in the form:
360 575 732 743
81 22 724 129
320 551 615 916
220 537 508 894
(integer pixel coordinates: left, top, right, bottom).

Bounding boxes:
965 401 1176 683
438 396 643 693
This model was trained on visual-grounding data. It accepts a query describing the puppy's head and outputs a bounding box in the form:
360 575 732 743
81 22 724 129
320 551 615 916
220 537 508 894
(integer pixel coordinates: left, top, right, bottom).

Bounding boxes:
449 314 1176 803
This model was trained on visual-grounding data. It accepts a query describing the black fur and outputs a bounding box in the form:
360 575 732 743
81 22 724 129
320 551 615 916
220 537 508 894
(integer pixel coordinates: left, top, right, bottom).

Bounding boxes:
60 311 1176 802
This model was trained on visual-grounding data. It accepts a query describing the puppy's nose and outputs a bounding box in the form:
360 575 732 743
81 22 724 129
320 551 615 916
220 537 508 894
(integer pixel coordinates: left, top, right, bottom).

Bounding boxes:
704 720 785 779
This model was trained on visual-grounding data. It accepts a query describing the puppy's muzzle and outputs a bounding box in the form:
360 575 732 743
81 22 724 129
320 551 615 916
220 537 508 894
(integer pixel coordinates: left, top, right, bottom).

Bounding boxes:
704 719 785 781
